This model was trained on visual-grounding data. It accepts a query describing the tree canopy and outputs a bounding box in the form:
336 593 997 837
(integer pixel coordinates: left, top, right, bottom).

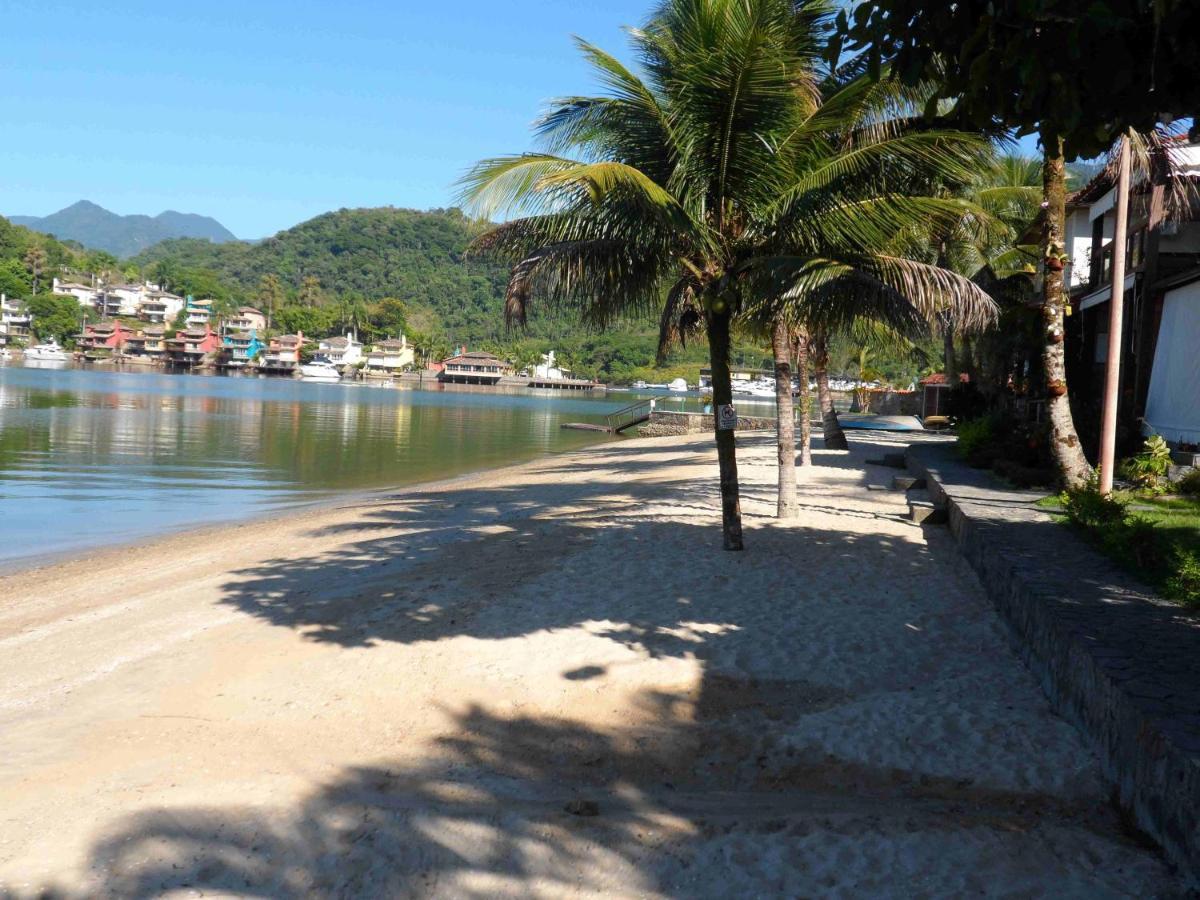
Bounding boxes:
835 0 1200 157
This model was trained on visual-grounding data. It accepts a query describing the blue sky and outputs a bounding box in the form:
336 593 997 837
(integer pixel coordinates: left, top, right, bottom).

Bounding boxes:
3 0 1045 240
1 0 654 238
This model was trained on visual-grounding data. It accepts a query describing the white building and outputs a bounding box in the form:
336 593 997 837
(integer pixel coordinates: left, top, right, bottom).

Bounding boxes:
185 298 213 328
0 295 32 347
224 306 267 334
138 290 185 323
96 284 146 317
530 350 569 381
318 333 364 367
51 278 100 308
1063 139 1200 445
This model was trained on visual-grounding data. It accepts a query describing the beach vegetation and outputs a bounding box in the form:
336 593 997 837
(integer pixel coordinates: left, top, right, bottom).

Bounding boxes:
1056 483 1200 606
835 0 1200 489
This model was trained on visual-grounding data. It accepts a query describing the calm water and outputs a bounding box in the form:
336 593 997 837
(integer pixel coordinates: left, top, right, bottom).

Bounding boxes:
0 365 723 568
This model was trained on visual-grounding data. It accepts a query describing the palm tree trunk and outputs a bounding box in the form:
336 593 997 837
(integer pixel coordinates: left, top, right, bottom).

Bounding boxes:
1041 133 1091 488
771 317 797 519
794 329 812 466
812 331 848 450
707 307 744 550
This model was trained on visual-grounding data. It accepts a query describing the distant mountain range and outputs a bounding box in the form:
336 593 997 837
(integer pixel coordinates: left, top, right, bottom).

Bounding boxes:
9 200 237 258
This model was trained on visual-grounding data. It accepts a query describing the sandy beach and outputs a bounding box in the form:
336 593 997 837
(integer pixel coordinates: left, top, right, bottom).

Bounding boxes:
0 431 1183 897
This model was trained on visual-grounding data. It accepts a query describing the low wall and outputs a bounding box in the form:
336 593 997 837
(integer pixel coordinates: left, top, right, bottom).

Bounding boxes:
907 443 1200 884
637 410 775 437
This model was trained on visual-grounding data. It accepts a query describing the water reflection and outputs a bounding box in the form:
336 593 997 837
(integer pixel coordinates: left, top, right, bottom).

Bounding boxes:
0 367 620 567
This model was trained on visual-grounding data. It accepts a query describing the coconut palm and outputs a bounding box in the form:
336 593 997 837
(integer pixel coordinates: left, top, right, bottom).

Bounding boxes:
734 67 999 516
464 0 994 546
23 246 47 297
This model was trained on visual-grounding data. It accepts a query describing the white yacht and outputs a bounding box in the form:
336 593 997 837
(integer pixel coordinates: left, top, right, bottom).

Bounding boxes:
667 377 689 392
24 339 69 362
298 357 342 380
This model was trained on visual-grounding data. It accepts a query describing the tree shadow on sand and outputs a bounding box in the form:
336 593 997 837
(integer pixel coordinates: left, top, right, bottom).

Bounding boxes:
17 683 1171 898
4 435 1178 897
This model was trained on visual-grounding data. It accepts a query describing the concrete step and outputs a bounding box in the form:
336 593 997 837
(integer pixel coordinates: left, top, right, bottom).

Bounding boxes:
866 452 908 469
907 488 948 525
891 475 926 492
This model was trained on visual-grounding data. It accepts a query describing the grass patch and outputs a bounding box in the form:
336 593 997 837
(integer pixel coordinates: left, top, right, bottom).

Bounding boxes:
1056 485 1200 606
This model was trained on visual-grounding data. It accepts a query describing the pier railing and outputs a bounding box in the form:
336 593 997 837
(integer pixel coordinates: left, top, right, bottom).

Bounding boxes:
605 398 655 433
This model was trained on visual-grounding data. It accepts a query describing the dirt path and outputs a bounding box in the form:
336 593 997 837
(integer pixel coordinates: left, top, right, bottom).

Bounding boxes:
0 433 1183 897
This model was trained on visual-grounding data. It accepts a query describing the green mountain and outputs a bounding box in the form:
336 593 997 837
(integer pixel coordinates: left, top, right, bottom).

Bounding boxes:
10 200 236 258
132 207 566 343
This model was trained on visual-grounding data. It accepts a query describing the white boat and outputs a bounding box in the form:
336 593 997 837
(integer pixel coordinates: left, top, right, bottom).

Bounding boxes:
667 377 689 392
0 348 11 362
746 377 777 398
24 339 69 362
631 380 648 389
299 357 342 380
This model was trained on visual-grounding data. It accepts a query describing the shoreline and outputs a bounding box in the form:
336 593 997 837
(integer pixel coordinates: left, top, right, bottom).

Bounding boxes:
0 429 635 583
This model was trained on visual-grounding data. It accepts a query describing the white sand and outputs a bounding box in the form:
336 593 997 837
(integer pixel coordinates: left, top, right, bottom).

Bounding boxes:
0 432 1183 897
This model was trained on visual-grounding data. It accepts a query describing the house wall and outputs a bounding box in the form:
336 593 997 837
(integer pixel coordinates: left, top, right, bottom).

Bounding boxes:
1144 279 1200 444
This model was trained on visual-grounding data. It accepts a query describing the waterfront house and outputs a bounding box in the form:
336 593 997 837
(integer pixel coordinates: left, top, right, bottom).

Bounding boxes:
224 307 267 334
530 350 569 380
52 278 100 308
0 295 32 347
363 336 414 375
1062 138 1200 449
220 331 265 368
438 349 513 385
164 325 220 368
138 290 185 324
77 322 136 355
185 298 213 328
123 326 166 361
260 332 306 374
319 333 364 368
96 284 145 318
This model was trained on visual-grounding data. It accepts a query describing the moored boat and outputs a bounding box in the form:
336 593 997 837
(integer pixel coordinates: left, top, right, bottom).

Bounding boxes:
298 357 342 380
24 339 69 362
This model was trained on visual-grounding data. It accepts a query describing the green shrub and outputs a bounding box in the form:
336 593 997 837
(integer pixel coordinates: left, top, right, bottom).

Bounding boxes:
1119 434 1173 491
1061 484 1127 529
956 415 998 460
1166 548 1200 606
1177 469 1200 497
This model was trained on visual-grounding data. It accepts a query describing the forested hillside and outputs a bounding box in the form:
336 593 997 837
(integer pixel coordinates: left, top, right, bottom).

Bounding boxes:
133 207 577 342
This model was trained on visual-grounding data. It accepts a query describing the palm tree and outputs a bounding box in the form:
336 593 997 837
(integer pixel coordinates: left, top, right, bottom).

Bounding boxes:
23 246 46 297
297 275 323 309
737 68 998 515
464 0 991 545
256 274 284 332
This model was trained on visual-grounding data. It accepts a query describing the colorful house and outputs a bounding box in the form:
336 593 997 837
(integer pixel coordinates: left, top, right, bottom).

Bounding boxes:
123 326 166 361
260 332 306 374
77 322 136 353
165 325 221 368
363 336 413 375
221 331 265 368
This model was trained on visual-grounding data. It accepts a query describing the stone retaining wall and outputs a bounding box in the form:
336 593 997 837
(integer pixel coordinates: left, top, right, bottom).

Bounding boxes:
637 410 776 437
907 443 1200 884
